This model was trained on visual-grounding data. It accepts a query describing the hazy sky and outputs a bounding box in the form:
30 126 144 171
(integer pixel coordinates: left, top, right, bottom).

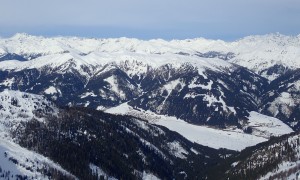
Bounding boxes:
1 0 300 40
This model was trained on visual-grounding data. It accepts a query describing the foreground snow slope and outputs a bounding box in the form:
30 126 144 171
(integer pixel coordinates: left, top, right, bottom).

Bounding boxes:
223 132 300 180
105 103 293 151
0 90 75 179
0 89 58 119
0 89 58 138
0 138 76 179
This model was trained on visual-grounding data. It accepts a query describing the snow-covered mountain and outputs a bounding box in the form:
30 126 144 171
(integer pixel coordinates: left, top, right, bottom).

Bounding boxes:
0 33 299 131
1 33 300 79
260 69 300 128
0 33 299 179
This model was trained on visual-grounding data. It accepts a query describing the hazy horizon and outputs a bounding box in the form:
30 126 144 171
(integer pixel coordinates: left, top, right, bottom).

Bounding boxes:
1 32 300 42
1 0 300 40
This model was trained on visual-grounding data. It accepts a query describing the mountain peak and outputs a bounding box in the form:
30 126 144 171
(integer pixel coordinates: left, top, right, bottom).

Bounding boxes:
11 33 34 40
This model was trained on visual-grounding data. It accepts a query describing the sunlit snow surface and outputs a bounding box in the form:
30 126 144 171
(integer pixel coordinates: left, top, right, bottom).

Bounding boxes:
105 103 293 151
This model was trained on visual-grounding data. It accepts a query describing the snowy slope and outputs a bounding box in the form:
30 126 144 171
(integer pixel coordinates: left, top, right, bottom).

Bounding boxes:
220 132 300 180
246 111 293 138
260 161 300 180
106 103 274 151
259 70 300 129
0 89 56 139
0 89 58 138
0 90 75 179
0 138 76 179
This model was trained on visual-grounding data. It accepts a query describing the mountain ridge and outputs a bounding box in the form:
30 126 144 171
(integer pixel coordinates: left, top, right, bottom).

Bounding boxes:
1 33 300 81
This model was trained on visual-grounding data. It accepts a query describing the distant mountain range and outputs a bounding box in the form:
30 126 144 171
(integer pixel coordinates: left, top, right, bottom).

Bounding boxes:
0 33 299 179
1 33 300 79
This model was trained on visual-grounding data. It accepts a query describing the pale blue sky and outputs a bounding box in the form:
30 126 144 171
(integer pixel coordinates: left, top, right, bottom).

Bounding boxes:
0 0 300 40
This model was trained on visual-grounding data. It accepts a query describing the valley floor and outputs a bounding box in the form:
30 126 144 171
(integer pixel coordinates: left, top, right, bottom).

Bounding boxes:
106 103 279 151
